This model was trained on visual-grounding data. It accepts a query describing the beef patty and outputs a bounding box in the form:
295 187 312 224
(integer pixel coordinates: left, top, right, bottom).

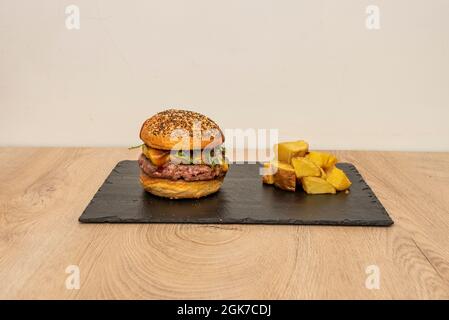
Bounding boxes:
138 153 226 181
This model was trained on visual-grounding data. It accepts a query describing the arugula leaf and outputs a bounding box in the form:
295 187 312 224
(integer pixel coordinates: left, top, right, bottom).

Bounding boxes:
128 143 144 150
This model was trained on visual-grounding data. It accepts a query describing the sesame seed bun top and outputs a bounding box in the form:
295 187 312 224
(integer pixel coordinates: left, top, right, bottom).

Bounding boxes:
139 109 225 150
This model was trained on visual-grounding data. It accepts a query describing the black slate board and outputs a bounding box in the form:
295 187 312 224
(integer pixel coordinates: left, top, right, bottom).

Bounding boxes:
79 161 393 226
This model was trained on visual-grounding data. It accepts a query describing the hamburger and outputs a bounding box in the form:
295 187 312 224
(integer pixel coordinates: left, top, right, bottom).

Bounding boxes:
138 109 228 199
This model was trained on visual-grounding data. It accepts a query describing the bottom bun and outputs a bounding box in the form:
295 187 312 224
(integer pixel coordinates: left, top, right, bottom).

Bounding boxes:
140 173 224 199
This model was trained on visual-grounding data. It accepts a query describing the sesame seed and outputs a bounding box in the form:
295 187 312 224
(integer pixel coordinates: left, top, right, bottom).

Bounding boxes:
142 109 222 138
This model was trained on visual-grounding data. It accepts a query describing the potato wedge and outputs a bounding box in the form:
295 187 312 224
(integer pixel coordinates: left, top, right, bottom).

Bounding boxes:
326 166 352 191
326 154 338 169
272 161 296 192
305 151 337 170
291 157 320 179
275 140 309 164
301 177 336 194
262 162 274 185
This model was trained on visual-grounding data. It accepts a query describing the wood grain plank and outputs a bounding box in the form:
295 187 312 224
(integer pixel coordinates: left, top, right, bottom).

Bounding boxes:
1 148 448 299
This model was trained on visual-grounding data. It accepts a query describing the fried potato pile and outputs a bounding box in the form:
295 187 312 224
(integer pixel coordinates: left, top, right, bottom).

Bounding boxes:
263 141 351 194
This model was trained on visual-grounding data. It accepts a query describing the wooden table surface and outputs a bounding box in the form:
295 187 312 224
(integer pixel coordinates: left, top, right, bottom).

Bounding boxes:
1 148 448 299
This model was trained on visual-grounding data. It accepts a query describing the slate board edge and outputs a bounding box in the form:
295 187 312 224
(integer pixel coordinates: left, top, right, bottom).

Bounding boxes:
79 216 392 226
346 164 394 226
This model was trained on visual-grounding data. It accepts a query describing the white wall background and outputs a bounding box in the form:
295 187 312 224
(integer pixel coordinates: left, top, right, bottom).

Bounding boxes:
1 0 448 150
